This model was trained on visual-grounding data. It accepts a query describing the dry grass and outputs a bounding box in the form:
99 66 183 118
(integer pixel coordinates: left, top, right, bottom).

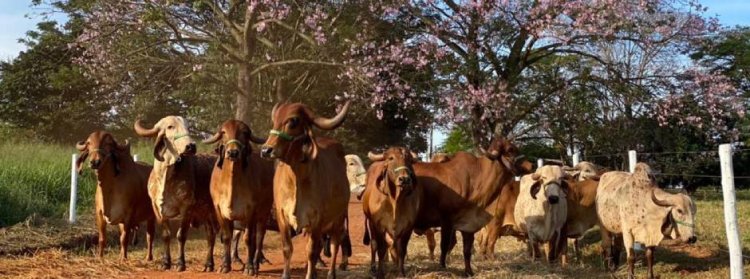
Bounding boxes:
0 189 748 278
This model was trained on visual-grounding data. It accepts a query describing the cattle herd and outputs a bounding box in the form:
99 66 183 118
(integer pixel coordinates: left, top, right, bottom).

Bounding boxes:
74 101 698 279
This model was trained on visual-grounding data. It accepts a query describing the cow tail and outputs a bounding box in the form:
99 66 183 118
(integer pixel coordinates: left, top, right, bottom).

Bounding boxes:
363 218 371 245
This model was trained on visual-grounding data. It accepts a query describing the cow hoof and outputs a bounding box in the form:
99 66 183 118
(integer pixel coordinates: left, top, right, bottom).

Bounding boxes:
243 267 255 276
339 262 348 271
327 272 336 279
464 270 474 277
220 265 231 274
203 263 214 272
161 263 171 270
177 264 186 272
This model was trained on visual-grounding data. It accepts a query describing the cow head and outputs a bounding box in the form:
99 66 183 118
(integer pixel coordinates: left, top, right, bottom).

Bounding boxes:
483 138 533 175
203 120 266 169
260 101 350 162
75 131 130 176
563 161 600 181
134 116 196 165
651 188 698 244
368 147 418 198
345 154 367 197
528 165 569 205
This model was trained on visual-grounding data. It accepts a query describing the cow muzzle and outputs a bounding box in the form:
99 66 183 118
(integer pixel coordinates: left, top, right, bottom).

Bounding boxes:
227 149 240 160
90 159 102 169
260 145 275 159
183 143 197 155
548 195 560 204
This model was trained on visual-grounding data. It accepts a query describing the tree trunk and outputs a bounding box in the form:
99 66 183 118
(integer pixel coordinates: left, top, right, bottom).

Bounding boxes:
235 62 253 124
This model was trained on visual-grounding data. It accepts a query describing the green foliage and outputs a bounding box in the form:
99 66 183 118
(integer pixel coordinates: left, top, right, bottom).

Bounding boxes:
438 127 474 154
0 19 103 143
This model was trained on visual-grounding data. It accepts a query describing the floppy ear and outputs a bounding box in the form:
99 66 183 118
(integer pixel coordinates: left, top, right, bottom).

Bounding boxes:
215 144 225 169
560 180 570 195
301 127 318 162
530 180 541 200
661 210 674 236
153 133 166 162
111 152 121 176
375 164 390 196
76 150 89 175
242 131 251 169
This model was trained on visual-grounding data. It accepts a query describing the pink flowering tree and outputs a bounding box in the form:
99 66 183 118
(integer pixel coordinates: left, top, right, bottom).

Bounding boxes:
74 0 343 124
343 0 745 147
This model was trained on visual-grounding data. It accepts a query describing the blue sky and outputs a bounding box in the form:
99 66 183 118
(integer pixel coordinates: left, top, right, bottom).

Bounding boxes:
0 0 748 148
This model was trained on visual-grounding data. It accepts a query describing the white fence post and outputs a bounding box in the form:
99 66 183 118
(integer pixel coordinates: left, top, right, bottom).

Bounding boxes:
133 154 139 162
537 158 544 168
628 150 637 173
719 144 743 279
69 154 78 224
572 152 580 166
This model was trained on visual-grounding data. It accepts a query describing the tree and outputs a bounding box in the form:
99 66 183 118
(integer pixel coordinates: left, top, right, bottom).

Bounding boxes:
346 0 744 148
0 17 103 142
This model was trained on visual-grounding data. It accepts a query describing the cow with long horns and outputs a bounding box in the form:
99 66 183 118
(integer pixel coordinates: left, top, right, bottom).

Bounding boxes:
134 116 218 272
75 131 155 261
203 119 274 275
260 102 351 279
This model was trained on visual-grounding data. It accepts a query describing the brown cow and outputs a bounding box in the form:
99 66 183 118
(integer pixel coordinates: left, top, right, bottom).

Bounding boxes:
134 116 218 272
203 120 274 274
476 179 525 259
412 138 533 276
75 131 155 260
362 147 421 278
558 177 600 261
260 102 351 279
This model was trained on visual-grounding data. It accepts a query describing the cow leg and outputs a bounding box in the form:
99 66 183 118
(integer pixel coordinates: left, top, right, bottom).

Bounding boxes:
159 220 172 270
482 224 500 260
396 232 412 277
203 223 216 272
145 218 155 261
374 232 387 279
438 225 453 268
305 233 321 279
424 229 436 261
573 238 581 263
612 235 625 268
327 232 341 279
219 217 233 273
646 246 655 279
96 211 106 258
244 222 258 275
460 231 474 277
280 224 294 279
623 233 635 279
232 230 245 267
118 223 130 260
599 228 615 271
175 220 189 272
368 230 377 277
252 220 267 275
339 232 351 271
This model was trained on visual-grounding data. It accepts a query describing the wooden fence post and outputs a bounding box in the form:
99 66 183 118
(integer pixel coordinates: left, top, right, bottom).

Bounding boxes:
719 144 743 279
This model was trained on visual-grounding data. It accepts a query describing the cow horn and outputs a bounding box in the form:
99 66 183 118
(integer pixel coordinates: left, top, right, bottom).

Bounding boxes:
488 149 500 159
76 141 87 151
271 102 281 123
202 130 223 144
651 188 673 207
531 173 541 181
249 133 267 144
313 101 350 130
410 151 418 159
134 120 159 137
368 151 385 161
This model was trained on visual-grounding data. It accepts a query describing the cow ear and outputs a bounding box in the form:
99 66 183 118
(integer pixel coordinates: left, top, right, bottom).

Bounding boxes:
76 151 89 175
530 181 541 200
153 133 166 162
661 210 674 236
112 152 121 176
302 127 318 162
375 164 390 196
561 180 570 195
243 136 251 169
215 145 225 169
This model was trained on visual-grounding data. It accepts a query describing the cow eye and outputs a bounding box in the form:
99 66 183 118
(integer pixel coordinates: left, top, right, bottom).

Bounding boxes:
288 118 299 128
388 156 394 161
167 125 174 130
677 209 684 214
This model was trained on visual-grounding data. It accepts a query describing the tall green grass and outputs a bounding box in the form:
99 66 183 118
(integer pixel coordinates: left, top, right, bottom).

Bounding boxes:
0 140 156 227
